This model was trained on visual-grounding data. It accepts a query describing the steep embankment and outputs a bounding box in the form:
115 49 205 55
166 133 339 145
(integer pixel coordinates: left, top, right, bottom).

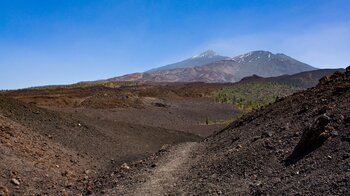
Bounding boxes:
104 67 350 195
0 114 93 195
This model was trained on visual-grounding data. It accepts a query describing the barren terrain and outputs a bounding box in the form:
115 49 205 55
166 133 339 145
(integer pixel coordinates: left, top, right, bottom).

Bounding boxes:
0 82 237 194
98 68 350 195
0 68 348 195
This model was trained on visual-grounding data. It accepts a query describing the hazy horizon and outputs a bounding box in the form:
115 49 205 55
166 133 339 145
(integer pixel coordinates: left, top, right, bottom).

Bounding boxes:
1 0 349 89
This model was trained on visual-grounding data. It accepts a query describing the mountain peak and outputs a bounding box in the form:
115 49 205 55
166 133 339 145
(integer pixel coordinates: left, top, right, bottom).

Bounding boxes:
112 50 317 83
232 50 274 62
192 50 217 58
146 50 228 73
250 50 273 55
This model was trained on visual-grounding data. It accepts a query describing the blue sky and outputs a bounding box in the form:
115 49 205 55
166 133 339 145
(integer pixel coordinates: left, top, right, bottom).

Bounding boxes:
0 0 349 89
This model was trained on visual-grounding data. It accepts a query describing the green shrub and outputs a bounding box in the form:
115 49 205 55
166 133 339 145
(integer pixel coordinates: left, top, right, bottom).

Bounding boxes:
212 82 302 112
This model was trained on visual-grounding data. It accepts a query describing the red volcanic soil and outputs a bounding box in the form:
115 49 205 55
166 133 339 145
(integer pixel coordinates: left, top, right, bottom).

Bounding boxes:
0 82 238 195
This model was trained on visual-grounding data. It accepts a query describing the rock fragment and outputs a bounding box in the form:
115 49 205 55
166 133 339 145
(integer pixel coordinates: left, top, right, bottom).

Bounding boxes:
331 131 338 137
11 178 20 186
120 163 130 171
84 170 91 175
286 114 332 165
297 114 331 150
0 186 9 196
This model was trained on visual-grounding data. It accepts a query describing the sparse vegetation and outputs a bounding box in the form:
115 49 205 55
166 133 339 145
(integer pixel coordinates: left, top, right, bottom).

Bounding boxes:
203 117 240 126
213 82 302 111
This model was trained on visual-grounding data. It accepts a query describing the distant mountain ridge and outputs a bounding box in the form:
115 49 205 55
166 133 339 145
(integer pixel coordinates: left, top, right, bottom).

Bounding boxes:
239 68 345 88
109 50 318 83
146 50 229 73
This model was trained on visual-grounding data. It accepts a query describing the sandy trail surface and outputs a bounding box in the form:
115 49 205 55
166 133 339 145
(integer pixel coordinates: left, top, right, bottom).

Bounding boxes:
107 142 201 195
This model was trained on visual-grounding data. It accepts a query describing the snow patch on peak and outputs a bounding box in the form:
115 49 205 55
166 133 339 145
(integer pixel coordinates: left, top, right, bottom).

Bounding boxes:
232 51 274 61
231 52 253 63
192 50 217 58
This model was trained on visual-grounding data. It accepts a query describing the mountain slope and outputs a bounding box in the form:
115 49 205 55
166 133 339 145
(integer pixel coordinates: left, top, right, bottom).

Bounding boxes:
110 51 317 83
239 68 345 88
228 50 317 78
102 66 350 195
146 50 228 73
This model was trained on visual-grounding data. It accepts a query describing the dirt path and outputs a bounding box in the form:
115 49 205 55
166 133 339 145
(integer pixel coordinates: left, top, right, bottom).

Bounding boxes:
134 142 198 195
107 142 200 195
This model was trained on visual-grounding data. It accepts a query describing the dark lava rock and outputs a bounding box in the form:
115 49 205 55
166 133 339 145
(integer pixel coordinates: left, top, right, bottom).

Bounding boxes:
297 104 309 115
344 113 350 123
286 114 332 165
330 131 339 137
296 114 331 150
261 131 273 138
153 102 170 108
341 134 350 143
